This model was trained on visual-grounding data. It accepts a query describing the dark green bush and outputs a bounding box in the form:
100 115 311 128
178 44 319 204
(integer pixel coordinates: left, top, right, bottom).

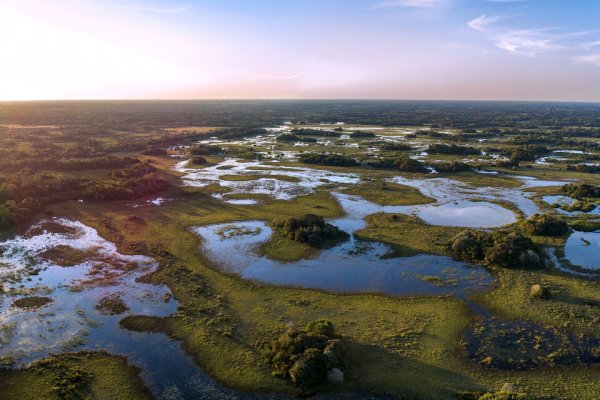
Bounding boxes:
274 214 349 247
561 183 600 199
428 144 481 155
484 232 543 270
306 319 335 337
191 156 207 165
449 230 544 270
449 230 493 263
258 319 344 387
431 161 472 172
519 213 570 236
299 153 358 167
349 131 376 138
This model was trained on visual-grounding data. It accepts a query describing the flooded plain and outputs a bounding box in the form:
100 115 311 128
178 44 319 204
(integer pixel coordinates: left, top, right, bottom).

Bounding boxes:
194 193 494 298
0 219 284 399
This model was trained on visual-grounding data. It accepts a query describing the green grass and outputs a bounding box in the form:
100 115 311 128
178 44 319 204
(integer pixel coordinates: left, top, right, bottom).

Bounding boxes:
357 213 464 256
0 352 152 400
32 129 600 400
342 180 434 206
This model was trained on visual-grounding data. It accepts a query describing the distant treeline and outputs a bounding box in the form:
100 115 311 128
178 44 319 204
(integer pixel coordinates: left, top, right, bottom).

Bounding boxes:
3 100 600 130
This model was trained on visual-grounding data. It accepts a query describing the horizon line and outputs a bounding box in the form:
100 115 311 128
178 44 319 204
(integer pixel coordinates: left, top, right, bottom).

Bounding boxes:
2 98 600 105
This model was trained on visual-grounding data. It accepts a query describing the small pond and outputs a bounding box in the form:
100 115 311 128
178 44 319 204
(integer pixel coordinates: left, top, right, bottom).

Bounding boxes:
564 231 600 270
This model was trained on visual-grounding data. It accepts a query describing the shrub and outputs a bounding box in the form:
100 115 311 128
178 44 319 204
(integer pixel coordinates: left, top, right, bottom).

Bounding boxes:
189 144 222 156
191 156 207 165
484 232 543 270
368 157 428 172
299 153 358 167
289 348 328 386
349 131 375 138
570 220 600 232
277 134 317 143
258 320 344 387
431 161 472 173
428 144 481 155
561 183 600 199
448 230 544 270
306 319 335 337
448 230 493 263
518 213 570 236
274 214 349 247
380 142 412 151
560 201 597 213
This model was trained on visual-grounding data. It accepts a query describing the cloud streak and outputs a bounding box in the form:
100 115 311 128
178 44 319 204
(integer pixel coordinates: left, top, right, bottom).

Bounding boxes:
468 14 503 32
574 53 600 67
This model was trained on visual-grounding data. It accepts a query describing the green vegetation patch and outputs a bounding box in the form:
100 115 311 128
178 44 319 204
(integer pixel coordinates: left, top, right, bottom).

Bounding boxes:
258 319 346 388
272 214 349 248
0 352 152 400
95 293 129 315
358 213 463 256
38 245 99 267
448 230 544 270
343 180 434 206
11 296 52 309
518 213 570 237
570 220 600 232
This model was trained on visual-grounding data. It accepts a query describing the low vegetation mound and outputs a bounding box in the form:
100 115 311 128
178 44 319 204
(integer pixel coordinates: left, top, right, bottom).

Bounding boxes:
11 296 53 309
258 319 345 387
428 144 481 155
348 131 376 138
277 134 317 143
368 157 428 173
273 214 349 247
518 213 570 236
291 128 341 138
559 200 597 213
431 161 472 173
449 230 544 270
380 142 413 151
189 144 222 156
561 183 600 199
299 153 358 167
570 220 600 232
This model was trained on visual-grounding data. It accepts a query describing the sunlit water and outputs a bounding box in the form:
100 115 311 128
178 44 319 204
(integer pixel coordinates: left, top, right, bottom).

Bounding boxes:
0 219 299 400
177 155 568 228
564 231 600 270
194 193 494 298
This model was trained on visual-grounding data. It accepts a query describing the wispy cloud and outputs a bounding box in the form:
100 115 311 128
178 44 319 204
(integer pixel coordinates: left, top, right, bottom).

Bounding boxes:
495 29 564 57
581 40 600 50
373 0 446 8
574 53 600 67
467 12 600 60
468 14 503 32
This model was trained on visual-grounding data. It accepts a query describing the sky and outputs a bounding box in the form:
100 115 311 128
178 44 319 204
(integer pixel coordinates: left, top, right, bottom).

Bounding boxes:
1 0 600 101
